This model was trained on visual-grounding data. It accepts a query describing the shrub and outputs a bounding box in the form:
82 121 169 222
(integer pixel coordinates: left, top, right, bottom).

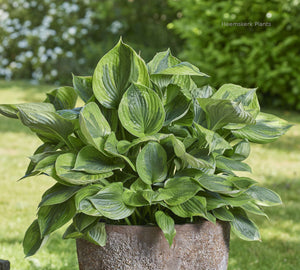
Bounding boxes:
168 0 300 109
0 0 180 84
0 39 291 256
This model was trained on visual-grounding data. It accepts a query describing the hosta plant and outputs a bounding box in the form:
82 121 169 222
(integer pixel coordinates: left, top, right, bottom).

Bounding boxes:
0 39 291 257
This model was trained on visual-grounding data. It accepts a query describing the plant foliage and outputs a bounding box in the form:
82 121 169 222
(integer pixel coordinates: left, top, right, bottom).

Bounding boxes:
0 39 291 256
168 0 300 109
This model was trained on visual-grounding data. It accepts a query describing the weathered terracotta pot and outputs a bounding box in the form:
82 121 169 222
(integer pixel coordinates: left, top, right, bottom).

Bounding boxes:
76 220 230 270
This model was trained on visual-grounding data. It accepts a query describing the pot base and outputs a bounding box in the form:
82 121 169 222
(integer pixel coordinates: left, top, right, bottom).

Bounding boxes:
76 220 230 270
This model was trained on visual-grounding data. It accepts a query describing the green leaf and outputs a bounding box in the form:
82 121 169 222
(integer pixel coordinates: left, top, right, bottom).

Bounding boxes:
63 223 83 239
173 107 194 126
245 185 282 206
72 74 93 102
122 189 149 207
57 108 81 121
34 152 61 175
84 222 106 246
56 153 113 185
93 39 150 109
130 178 151 192
39 183 80 207
0 102 55 119
88 182 135 220
168 196 207 218
148 49 208 77
136 141 167 185
104 132 136 171
231 112 292 144
212 84 260 118
38 198 76 236
216 156 252 172
230 209 261 241
73 213 99 232
74 145 124 174
193 123 232 153
117 133 169 154
225 140 250 161
161 135 213 172
160 177 202 206
18 109 74 143
197 175 234 193
221 193 252 207
79 102 111 151
75 184 103 209
118 83 165 137
197 98 255 130
23 219 48 257
21 143 56 180
163 84 191 126
212 207 234 221
155 211 176 247
240 202 268 218
142 189 173 204
229 176 257 190
44 86 77 110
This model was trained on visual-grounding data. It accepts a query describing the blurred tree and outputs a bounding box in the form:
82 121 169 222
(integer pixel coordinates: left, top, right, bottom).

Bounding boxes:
168 0 300 109
0 0 182 84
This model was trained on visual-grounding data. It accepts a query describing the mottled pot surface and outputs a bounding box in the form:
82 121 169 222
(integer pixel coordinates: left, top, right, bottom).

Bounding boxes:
77 220 230 270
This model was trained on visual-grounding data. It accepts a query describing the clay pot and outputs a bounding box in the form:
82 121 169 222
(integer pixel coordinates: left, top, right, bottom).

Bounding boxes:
76 220 230 270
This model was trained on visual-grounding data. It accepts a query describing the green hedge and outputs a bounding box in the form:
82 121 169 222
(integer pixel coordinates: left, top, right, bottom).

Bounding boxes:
0 0 181 84
168 0 300 109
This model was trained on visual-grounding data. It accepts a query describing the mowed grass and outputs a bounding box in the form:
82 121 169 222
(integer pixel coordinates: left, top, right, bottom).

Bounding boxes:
0 80 299 269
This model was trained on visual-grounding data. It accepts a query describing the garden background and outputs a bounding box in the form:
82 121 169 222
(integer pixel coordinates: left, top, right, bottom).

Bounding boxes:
0 0 299 269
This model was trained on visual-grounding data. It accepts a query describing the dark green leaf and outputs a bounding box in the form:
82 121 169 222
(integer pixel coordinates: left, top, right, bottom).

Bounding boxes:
197 175 234 193
193 123 232 153
84 222 106 246
56 153 113 185
168 196 207 218
216 156 252 172
160 177 202 206
229 176 257 190
118 83 165 137
38 198 76 236
18 109 74 143
23 219 48 257
148 49 208 77
39 183 80 207
163 84 191 126
104 132 136 171
74 145 124 174
241 202 268 218
231 112 292 143
44 86 77 110
0 102 55 119
212 84 260 119
63 223 83 239
245 185 282 206
72 74 93 102
88 182 134 219
122 189 149 207
197 98 255 130
93 39 150 109
136 141 167 184
79 102 111 151
212 207 234 221
155 211 176 247
230 209 261 241
73 213 99 232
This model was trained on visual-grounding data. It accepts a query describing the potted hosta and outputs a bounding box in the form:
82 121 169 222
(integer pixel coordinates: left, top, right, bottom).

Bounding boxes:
0 39 291 270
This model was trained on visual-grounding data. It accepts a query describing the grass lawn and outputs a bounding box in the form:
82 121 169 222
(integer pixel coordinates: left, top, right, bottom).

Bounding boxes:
0 80 299 269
